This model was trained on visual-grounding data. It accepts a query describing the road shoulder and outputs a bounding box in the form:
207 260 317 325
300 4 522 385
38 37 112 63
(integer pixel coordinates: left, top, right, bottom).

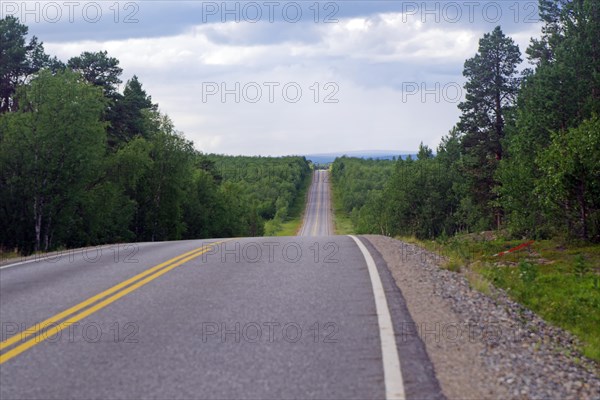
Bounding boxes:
364 235 600 400
355 236 444 400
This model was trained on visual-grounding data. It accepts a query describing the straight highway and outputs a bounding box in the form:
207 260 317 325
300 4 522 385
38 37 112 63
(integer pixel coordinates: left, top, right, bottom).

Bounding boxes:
298 170 333 236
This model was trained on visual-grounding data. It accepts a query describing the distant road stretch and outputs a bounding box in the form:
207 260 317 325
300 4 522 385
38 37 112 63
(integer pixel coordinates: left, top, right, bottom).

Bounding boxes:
298 170 334 236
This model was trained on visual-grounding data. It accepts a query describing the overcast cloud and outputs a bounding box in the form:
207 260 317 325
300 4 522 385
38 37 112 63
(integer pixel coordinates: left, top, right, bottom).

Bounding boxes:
3 1 543 155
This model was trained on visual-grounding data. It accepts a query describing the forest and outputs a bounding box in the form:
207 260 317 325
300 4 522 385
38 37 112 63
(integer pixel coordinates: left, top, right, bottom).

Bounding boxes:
333 0 600 243
0 16 311 255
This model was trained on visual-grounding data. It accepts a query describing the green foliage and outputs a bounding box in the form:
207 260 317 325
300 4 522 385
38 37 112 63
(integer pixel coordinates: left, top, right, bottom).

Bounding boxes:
480 246 600 361
331 6 600 244
403 236 600 361
458 26 522 228
0 16 51 113
330 157 395 235
205 154 311 235
518 260 538 285
0 17 309 253
331 183 356 235
332 153 462 239
285 3 600 364
573 254 589 278
67 50 122 98
107 75 157 146
499 0 600 240
134 124 195 241
0 70 107 252
416 142 433 160
535 116 600 240
331 156 394 213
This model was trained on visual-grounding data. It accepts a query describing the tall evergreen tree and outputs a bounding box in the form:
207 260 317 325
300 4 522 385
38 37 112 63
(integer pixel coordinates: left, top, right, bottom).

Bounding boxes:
458 26 521 228
108 75 157 145
67 51 123 98
416 142 434 160
499 0 600 238
0 16 49 113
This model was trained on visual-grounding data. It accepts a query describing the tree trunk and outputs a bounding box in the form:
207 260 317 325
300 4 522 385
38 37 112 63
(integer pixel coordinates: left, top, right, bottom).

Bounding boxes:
33 196 44 252
44 214 52 252
495 91 504 160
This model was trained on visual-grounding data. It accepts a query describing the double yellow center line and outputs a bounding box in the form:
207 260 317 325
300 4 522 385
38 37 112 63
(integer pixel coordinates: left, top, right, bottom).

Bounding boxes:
0 240 225 364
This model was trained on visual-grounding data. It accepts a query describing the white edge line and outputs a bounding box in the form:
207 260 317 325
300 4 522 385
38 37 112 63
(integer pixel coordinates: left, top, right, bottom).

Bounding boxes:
0 244 116 271
349 235 406 400
0 242 134 270
1 258 48 270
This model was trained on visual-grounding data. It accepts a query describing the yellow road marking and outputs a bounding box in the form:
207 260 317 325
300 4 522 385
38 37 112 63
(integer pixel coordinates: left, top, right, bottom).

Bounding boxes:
0 243 217 351
0 241 223 363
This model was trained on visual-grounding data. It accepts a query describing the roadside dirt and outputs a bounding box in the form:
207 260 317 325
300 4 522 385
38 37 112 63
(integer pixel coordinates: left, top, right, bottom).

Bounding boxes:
366 234 600 400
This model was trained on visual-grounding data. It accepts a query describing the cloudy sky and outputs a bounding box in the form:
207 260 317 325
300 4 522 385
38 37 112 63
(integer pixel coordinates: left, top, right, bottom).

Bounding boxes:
4 1 543 156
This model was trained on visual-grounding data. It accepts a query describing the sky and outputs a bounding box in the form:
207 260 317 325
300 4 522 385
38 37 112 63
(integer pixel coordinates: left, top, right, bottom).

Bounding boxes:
3 1 543 156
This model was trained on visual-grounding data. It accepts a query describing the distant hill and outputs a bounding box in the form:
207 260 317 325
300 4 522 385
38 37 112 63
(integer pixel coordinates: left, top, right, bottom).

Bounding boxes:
305 150 416 164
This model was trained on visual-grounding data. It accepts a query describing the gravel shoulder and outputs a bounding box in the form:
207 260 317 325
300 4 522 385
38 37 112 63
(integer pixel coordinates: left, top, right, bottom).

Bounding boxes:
364 235 600 400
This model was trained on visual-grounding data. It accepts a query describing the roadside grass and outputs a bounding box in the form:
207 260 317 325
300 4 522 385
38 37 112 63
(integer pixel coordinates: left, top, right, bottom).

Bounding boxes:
331 186 355 235
276 219 303 236
0 249 20 263
271 171 312 236
398 234 600 362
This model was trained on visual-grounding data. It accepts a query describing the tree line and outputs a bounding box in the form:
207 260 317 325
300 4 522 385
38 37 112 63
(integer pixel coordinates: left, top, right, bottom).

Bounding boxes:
0 16 311 254
332 0 600 242
203 154 311 236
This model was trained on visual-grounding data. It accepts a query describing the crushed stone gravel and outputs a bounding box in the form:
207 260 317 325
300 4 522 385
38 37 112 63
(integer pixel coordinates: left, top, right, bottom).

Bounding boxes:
364 235 600 400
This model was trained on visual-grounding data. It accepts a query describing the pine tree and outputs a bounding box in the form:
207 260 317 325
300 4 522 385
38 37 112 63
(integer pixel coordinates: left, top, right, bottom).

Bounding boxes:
457 26 522 228
0 16 49 113
499 0 600 238
108 75 157 145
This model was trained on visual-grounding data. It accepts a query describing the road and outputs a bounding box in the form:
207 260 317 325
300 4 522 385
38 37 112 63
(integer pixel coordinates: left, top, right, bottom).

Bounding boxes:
0 170 442 399
298 170 333 236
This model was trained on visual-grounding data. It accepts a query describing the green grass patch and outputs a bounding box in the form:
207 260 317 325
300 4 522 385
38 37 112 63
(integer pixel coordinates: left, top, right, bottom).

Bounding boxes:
331 185 355 235
397 234 600 361
275 219 303 236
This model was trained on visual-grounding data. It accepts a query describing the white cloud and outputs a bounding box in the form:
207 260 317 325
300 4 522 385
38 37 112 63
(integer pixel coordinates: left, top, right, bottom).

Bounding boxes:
44 12 541 156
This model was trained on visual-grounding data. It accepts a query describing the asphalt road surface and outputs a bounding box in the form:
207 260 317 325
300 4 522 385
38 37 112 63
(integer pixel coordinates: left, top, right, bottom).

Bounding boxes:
0 170 442 400
298 170 333 236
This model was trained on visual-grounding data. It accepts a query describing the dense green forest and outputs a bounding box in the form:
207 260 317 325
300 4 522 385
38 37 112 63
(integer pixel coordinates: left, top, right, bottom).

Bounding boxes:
333 0 600 242
0 16 310 255
203 154 311 235
330 157 395 232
